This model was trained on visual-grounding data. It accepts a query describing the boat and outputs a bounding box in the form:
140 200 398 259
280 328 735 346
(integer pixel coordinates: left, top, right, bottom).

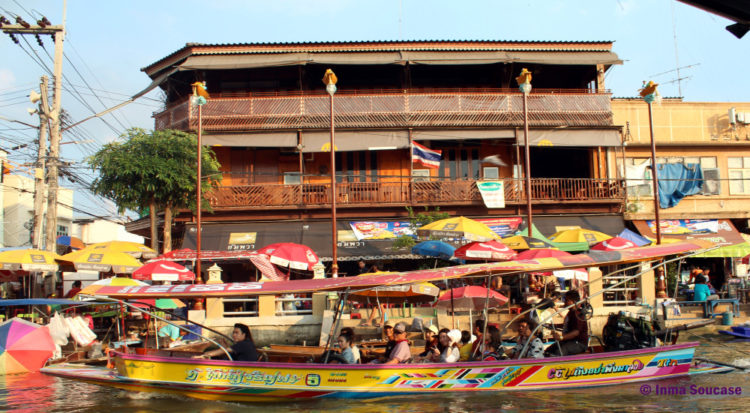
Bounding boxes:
40 239 734 400
719 325 750 339
41 343 730 402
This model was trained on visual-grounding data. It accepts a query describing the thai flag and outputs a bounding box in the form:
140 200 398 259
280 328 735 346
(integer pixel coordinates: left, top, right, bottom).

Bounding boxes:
412 142 442 169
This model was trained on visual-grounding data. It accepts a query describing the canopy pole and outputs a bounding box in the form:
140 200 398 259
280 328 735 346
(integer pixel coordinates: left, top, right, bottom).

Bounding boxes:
322 289 348 363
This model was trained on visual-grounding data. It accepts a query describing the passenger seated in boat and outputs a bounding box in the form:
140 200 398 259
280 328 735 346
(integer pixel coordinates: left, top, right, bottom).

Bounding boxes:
440 329 462 363
417 324 439 359
480 325 506 361
470 319 485 357
506 318 544 359
193 323 259 362
339 327 360 363
327 333 356 364
459 330 474 361
379 324 395 362
383 322 411 364
546 290 589 357
414 328 449 362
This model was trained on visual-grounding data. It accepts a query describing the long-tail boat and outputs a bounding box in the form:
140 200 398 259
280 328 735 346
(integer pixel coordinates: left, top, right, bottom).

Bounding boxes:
41 240 734 401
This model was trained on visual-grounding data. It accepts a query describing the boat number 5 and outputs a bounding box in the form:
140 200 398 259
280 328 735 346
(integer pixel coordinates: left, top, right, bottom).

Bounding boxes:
306 374 321 387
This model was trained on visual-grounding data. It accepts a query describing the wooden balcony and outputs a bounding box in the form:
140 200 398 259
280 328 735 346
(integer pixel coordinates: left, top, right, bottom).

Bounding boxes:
155 88 613 131
205 178 624 210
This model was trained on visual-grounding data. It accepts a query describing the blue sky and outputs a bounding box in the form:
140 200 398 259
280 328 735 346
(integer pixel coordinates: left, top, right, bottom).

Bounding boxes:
0 0 747 219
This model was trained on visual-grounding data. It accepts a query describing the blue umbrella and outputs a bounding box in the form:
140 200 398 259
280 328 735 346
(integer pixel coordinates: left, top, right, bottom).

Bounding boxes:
412 241 456 261
617 228 651 247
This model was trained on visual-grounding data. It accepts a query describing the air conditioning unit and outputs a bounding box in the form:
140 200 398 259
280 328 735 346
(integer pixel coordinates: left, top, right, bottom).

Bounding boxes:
729 107 737 124
702 168 721 195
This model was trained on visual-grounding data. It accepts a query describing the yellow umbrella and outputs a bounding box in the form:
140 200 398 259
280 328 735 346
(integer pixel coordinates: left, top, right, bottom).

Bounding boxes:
549 228 612 245
417 216 499 241
82 241 157 259
644 237 683 245
0 249 60 272
58 250 142 274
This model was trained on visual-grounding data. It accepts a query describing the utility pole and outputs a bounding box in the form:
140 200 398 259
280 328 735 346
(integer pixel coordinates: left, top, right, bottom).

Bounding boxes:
2 5 66 296
45 11 66 256
32 76 50 249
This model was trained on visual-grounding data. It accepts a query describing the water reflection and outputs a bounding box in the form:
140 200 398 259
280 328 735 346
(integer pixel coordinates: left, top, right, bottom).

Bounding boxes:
1 339 749 412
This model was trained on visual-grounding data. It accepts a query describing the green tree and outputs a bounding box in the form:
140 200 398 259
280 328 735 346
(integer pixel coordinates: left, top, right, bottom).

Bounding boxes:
88 128 221 252
392 206 450 250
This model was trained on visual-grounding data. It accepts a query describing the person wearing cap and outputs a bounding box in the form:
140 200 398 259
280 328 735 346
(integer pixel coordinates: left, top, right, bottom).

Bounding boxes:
383 322 411 364
418 324 439 358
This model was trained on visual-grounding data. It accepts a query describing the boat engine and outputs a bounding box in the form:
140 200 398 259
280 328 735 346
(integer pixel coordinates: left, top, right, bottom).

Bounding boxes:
601 311 661 352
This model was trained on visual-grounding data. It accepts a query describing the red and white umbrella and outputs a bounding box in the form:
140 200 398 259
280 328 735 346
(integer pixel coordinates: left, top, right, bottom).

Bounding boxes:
256 242 319 271
132 260 195 282
454 240 517 261
591 236 638 251
434 286 508 311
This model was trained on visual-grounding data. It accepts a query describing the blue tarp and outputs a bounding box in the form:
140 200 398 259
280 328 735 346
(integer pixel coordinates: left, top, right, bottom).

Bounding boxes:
617 228 651 247
656 163 704 209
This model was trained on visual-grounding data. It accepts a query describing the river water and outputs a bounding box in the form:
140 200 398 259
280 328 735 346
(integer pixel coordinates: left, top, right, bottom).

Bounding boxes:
3 336 750 412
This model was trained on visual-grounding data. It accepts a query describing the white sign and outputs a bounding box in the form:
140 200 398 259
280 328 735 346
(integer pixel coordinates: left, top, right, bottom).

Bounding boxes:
477 181 505 208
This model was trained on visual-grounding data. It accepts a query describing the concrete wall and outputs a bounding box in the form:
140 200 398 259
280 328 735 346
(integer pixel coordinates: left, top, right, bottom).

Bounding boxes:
1 174 73 247
72 219 144 244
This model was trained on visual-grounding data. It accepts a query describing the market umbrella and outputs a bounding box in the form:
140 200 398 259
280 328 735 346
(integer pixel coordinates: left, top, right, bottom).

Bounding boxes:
591 236 638 251
351 271 440 303
516 248 571 260
83 241 157 259
434 286 508 311
501 235 555 250
0 318 56 375
417 216 499 241
617 228 651 247
256 242 319 271
411 240 456 260
644 237 683 244
132 260 195 282
549 228 612 245
454 240 517 261
56 235 85 250
58 250 142 274
0 249 60 272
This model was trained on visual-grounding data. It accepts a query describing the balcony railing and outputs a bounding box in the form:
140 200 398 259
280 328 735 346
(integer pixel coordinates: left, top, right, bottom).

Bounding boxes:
154 88 613 131
206 177 624 209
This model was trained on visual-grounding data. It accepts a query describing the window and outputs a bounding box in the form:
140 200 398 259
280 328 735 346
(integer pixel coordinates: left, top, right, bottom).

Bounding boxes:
283 172 301 185
728 157 750 194
57 225 68 237
483 167 499 180
412 169 430 182
622 156 718 197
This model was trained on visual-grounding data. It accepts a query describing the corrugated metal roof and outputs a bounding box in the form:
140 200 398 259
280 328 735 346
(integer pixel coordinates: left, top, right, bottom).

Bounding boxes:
142 39 616 75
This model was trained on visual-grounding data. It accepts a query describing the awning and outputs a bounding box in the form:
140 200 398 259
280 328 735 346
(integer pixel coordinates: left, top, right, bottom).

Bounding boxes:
176 50 622 70
301 131 409 152
516 129 622 147
531 215 625 239
182 221 416 262
632 219 746 257
203 132 297 147
411 129 515 141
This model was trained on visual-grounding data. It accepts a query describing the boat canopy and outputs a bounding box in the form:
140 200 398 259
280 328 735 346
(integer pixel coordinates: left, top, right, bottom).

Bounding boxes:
82 240 715 299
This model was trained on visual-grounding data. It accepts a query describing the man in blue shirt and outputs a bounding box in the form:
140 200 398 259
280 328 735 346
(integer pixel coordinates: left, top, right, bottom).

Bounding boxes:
693 275 712 301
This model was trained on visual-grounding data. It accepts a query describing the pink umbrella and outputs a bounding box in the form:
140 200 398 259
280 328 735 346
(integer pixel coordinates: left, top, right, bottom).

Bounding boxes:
132 260 195 282
591 236 638 251
256 243 319 271
454 240 517 261
434 286 508 311
516 248 571 260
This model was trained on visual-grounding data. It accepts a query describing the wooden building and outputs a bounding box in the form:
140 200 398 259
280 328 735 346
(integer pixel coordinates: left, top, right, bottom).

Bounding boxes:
127 40 628 276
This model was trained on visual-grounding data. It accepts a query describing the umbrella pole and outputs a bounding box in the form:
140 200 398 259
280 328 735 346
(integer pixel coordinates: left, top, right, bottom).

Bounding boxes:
451 287 455 329
479 274 492 358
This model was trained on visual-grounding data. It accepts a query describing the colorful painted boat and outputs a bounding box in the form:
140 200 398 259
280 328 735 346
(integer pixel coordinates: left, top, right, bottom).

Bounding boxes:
41 342 730 402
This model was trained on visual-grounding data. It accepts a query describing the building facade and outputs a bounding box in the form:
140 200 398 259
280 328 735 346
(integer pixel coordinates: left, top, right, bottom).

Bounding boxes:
129 40 631 278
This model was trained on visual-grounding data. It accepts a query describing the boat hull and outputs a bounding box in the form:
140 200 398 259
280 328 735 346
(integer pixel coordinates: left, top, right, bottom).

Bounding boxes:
42 342 713 402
